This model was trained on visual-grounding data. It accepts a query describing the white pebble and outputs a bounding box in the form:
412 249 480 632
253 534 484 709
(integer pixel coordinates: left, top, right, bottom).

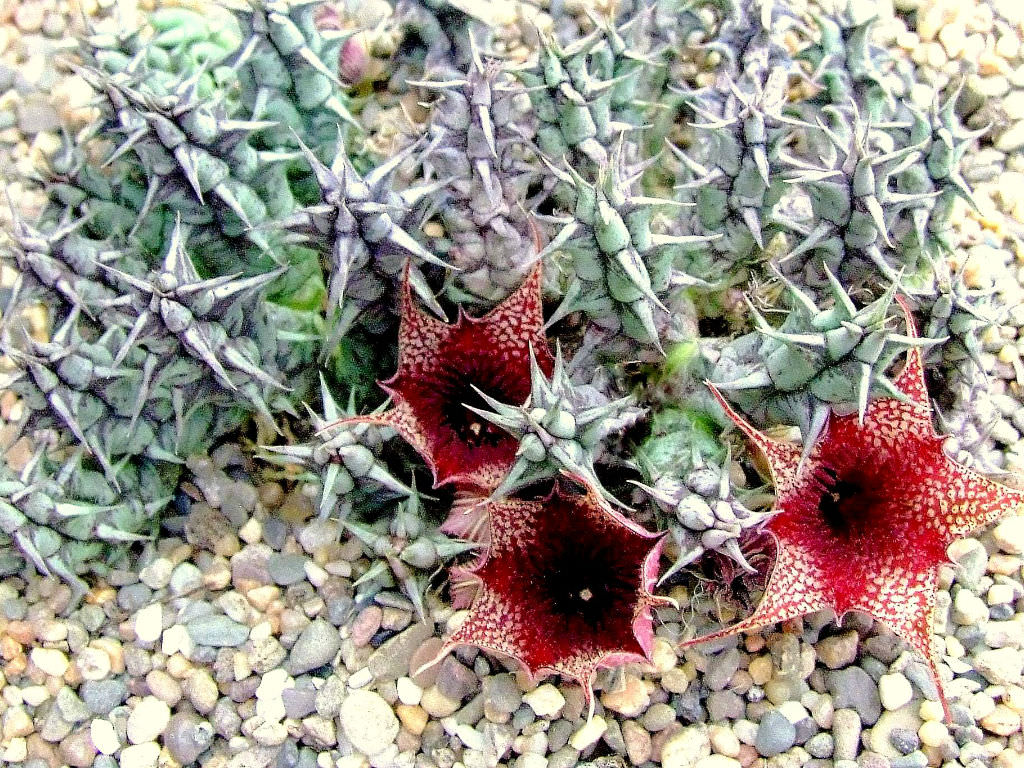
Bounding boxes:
76 647 111 681
30 647 68 678
91 719 121 755
134 603 163 644
919 720 949 747
396 677 422 706
569 715 607 750
348 667 373 689
339 690 399 756
119 742 160 768
255 668 291 722
879 673 913 711
127 696 171 744
523 684 565 717
993 516 1024 553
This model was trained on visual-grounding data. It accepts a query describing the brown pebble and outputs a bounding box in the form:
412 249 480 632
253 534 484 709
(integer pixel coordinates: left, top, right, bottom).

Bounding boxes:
409 638 444 687
258 482 285 509
396 704 428 736
58 728 97 768
25 733 59 768
738 744 759 767
350 606 383 647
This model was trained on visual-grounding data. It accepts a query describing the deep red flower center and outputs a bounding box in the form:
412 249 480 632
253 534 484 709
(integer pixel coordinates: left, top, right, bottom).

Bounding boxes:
532 535 640 633
816 465 880 537
440 375 510 448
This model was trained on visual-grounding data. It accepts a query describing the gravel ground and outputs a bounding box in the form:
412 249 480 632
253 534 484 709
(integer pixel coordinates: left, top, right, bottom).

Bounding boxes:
1 1 1023 768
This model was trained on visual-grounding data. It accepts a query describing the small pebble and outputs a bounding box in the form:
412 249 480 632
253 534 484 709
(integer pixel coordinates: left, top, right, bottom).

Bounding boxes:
127 697 171 744
755 710 797 757
338 690 399 756
523 684 566 717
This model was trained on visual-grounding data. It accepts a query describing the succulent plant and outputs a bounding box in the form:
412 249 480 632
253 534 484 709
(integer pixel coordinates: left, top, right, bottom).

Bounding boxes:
343 488 474 620
712 267 940 448
469 344 640 504
260 374 412 519
416 44 543 305
0 444 175 605
635 445 771 585
430 482 669 718
3 0 1017 717
283 134 450 348
689 326 1024 723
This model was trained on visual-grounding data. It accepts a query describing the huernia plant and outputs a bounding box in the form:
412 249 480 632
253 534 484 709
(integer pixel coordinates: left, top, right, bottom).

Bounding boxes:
2 0 1022 727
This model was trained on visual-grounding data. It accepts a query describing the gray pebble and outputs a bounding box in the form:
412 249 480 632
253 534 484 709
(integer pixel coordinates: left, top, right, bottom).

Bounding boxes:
951 540 988 590
673 683 705 722
548 746 582 768
828 667 881 724
794 716 819 744
186 614 250 647
2 597 26 620
286 618 340 675
36 701 73 742
118 583 153 612
989 603 1014 620
326 594 354 626
81 679 128 715
275 739 299 768
0 63 16 91
755 709 797 757
211 698 242 738
267 553 309 586
169 562 203 595
55 687 90 723
437 656 480 701
857 752 892 768
705 647 742 691
282 688 317 720
314 675 345 719
262 517 289 550
832 708 862 761
164 712 214 765
296 746 317 768
16 98 60 134
602 718 626 754
902 660 940 701
805 732 834 758
455 692 485 725
863 635 901 665
367 621 433 680
642 703 677 732
548 719 573 752
483 673 522 715
890 728 920 755
890 752 928 768
707 689 744 720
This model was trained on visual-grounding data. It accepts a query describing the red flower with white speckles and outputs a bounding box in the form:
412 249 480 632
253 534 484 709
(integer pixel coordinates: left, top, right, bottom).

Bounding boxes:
439 482 669 715
345 264 553 491
685 299 1024 721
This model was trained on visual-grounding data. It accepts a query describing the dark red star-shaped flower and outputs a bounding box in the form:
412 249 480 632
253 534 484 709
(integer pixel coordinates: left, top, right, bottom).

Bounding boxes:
439 483 669 715
347 265 554 491
685 300 1024 721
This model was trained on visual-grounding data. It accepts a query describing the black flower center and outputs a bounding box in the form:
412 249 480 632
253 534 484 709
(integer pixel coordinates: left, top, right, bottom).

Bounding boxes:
817 465 867 536
441 379 510 447
536 541 637 631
